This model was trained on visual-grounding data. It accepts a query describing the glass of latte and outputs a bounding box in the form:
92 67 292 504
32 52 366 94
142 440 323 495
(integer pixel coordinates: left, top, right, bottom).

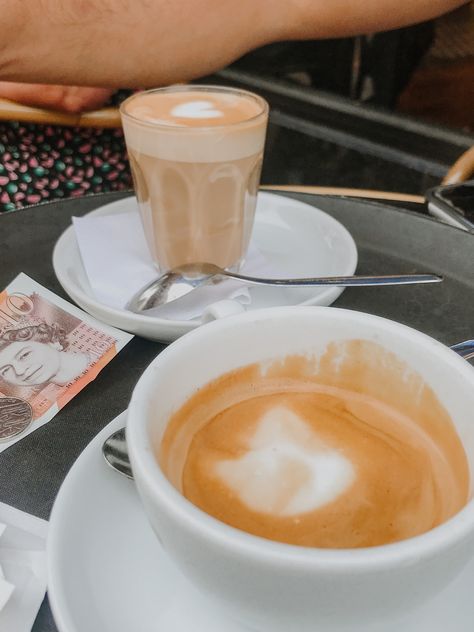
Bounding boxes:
120 85 268 272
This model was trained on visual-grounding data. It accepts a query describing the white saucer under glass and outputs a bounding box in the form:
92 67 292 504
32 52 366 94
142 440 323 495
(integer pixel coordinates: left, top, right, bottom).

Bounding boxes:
52 192 357 342
48 413 474 632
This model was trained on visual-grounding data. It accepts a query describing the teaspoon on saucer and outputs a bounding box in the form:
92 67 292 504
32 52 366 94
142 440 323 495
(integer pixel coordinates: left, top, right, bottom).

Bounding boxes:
102 340 474 480
102 428 133 479
126 263 442 313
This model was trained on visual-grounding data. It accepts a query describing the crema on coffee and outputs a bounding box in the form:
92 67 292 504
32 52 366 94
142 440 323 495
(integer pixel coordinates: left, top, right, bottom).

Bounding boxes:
121 87 268 271
159 341 469 549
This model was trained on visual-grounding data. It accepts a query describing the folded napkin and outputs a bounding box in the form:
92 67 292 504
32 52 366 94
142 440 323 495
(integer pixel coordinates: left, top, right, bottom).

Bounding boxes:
0 502 48 632
73 206 282 321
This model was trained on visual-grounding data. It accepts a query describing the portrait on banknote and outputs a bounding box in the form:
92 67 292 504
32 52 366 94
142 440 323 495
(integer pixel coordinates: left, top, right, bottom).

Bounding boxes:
0 274 132 449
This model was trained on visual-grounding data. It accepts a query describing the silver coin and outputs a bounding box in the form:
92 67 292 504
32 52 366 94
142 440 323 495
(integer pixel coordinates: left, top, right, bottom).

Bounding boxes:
0 397 33 441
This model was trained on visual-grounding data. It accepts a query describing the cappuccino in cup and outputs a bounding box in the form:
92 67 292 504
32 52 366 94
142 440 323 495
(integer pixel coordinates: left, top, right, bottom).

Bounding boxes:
127 307 474 631
121 86 268 271
160 340 469 549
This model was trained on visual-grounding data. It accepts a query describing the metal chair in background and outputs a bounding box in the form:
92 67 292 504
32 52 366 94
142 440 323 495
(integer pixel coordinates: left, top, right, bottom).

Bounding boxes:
443 146 474 185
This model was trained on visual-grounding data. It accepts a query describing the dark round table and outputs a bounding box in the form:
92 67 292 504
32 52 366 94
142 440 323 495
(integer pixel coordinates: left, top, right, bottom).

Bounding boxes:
1 190 473 632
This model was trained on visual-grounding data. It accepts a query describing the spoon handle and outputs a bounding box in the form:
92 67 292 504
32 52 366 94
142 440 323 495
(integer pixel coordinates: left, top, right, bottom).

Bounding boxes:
450 340 474 361
222 272 443 287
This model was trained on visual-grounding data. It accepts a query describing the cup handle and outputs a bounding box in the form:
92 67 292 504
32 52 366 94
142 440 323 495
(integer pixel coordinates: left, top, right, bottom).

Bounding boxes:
201 299 245 324
450 340 474 361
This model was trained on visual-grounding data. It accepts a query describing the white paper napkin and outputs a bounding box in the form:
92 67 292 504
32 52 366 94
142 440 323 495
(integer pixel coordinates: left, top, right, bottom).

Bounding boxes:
73 208 280 321
0 502 48 632
0 536 14 612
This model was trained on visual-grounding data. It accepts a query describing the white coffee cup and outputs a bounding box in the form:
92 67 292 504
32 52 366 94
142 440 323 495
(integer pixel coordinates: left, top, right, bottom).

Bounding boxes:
127 306 474 631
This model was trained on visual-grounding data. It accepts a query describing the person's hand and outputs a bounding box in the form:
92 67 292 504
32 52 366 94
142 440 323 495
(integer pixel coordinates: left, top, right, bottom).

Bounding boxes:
0 82 114 113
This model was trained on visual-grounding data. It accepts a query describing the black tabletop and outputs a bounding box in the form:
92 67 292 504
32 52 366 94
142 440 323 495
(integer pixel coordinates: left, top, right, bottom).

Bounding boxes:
1 190 473 632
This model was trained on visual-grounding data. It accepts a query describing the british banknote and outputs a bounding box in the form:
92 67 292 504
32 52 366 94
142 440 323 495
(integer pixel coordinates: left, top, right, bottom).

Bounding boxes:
0 273 133 452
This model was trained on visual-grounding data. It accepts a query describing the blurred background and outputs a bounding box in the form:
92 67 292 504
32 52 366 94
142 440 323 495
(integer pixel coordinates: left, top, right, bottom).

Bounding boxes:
215 2 474 195
0 3 472 207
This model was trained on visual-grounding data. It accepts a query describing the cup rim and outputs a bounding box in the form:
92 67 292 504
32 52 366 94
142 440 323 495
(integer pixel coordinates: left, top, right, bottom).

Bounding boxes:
120 84 269 132
127 305 474 571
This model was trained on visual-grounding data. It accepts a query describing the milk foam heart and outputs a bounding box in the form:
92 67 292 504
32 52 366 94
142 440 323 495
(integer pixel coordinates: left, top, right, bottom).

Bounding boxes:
171 100 224 119
215 407 355 516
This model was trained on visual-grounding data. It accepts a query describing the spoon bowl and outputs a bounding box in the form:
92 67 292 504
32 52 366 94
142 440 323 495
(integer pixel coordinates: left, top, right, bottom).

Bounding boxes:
102 428 133 479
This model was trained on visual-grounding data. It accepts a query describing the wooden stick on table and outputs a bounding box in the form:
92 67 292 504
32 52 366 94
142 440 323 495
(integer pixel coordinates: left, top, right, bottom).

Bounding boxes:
262 185 425 204
0 98 122 128
442 146 474 185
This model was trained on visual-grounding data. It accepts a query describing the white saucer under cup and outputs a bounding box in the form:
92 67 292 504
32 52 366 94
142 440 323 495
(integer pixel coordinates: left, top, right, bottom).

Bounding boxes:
48 410 474 632
52 192 357 342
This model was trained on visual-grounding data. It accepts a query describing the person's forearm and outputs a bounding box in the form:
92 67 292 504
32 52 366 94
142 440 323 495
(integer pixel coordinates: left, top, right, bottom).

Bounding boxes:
0 0 469 88
0 0 278 87
283 0 469 40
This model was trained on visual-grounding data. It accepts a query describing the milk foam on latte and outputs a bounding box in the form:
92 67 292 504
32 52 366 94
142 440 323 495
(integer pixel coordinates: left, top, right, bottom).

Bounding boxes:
215 406 355 516
159 340 469 548
122 90 265 160
171 100 224 119
125 92 262 129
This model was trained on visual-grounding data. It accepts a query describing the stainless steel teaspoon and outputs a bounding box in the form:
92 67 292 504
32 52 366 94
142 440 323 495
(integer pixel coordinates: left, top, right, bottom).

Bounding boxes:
102 428 132 479
126 263 442 313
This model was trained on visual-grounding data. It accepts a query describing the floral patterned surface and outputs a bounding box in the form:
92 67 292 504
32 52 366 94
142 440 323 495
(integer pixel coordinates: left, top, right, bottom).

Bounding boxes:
0 122 132 212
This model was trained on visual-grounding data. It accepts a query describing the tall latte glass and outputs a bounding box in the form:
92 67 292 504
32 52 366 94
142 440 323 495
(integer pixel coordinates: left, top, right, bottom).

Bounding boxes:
120 85 268 272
